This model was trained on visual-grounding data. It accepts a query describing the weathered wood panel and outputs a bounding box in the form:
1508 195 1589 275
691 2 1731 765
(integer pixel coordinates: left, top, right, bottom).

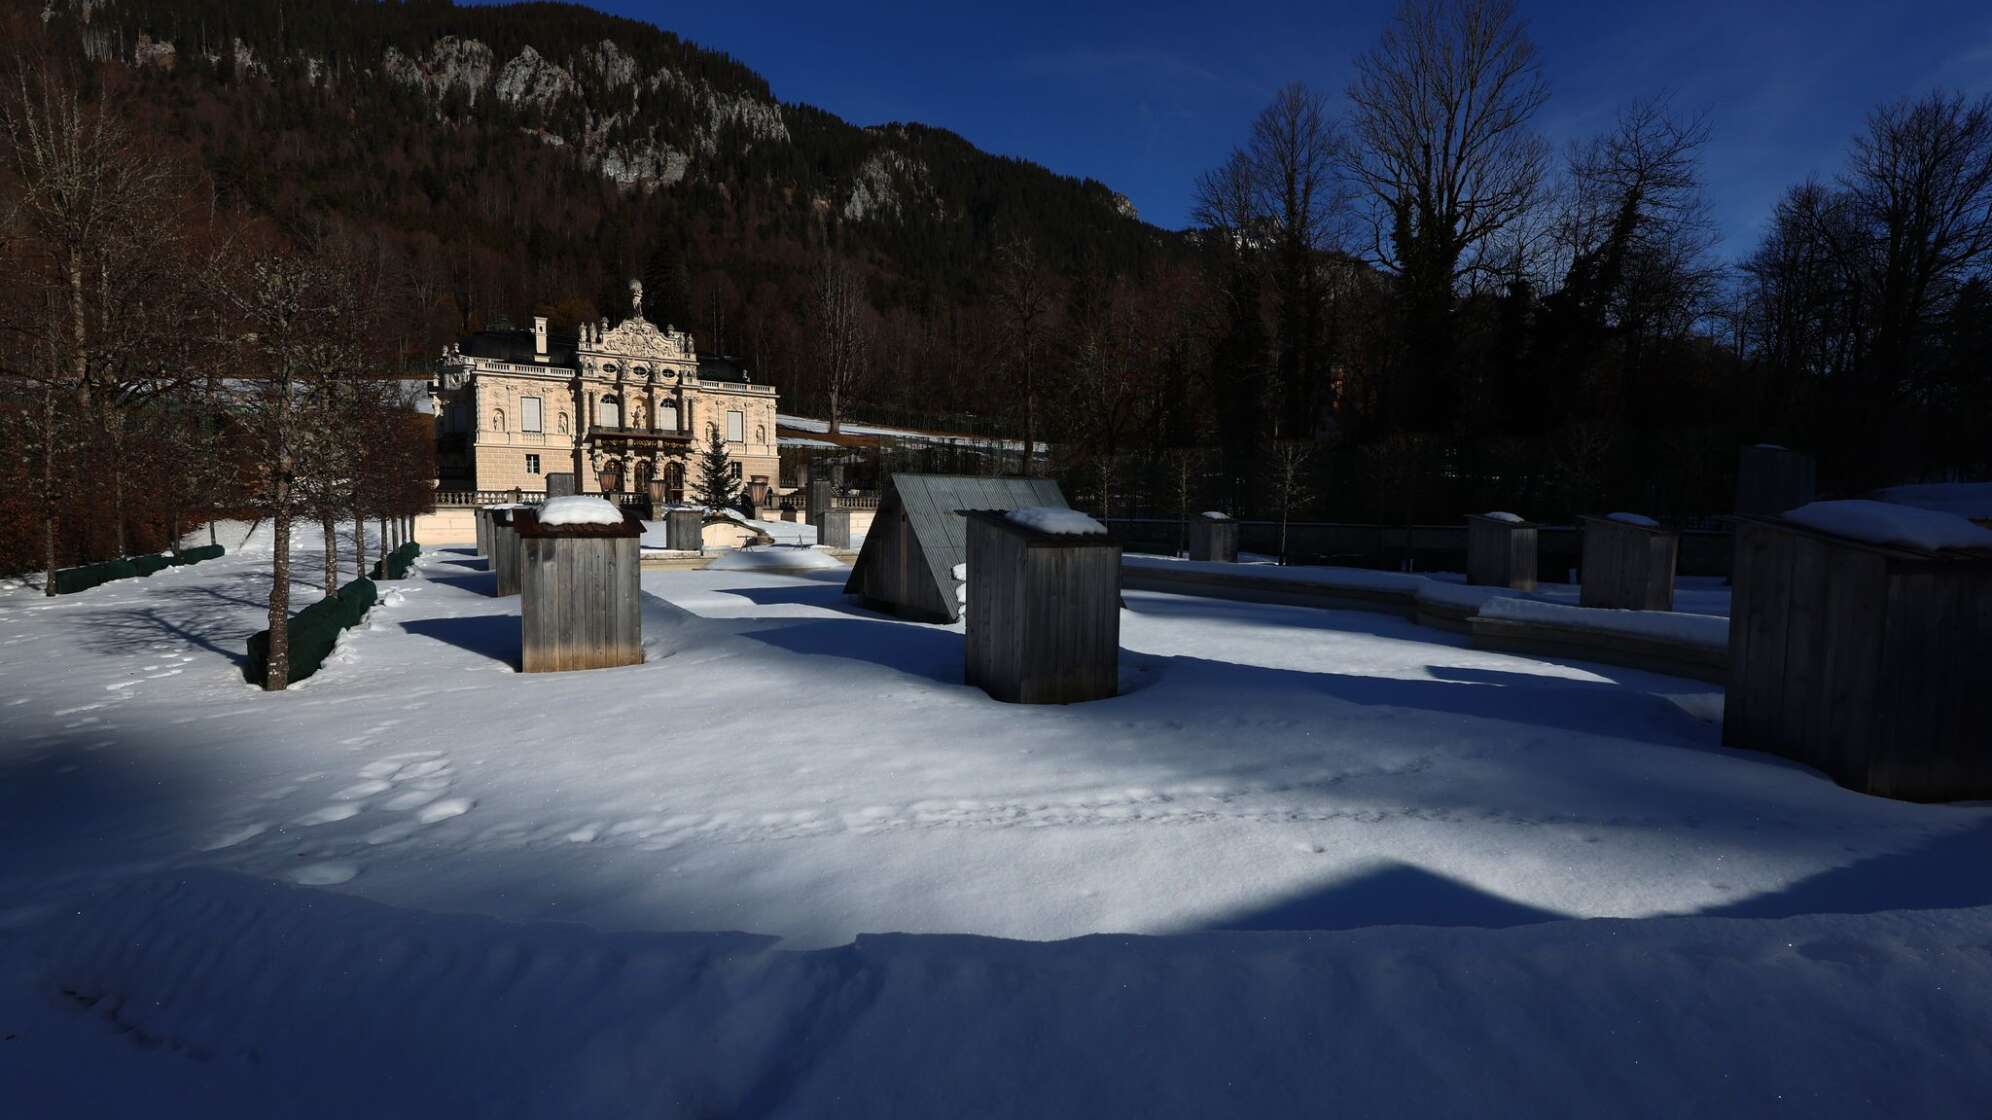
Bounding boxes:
1734 446 1816 516
964 513 1120 704
820 509 853 549
664 508 703 552
1579 517 1678 610
491 510 524 597
1188 517 1239 563
1466 517 1537 591
519 531 641 674
1724 515 1992 801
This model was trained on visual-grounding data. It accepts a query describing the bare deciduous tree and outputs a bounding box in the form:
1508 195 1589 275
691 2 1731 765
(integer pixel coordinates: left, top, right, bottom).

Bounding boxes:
991 234 1049 474
0 59 188 588
1347 0 1551 287
809 250 871 439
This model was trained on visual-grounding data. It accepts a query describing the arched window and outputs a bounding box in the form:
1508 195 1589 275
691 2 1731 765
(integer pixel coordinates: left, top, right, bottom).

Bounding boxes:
599 395 621 428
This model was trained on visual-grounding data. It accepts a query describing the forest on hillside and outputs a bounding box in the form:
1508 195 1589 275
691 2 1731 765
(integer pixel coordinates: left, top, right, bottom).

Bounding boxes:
2 0 1989 583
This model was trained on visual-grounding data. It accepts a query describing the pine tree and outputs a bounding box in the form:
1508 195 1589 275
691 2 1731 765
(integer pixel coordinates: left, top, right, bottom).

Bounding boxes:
693 424 741 510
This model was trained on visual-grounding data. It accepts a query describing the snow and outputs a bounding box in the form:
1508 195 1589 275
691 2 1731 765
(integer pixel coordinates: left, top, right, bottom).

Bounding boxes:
1784 499 1992 553
1481 510 1525 523
704 546 847 572
1478 596 1730 650
950 562 967 580
1607 512 1661 527
1874 482 1992 520
10 870 1992 1117
1007 507 1108 535
1199 510 1231 520
535 495 624 526
714 507 818 547
4 523 1990 1110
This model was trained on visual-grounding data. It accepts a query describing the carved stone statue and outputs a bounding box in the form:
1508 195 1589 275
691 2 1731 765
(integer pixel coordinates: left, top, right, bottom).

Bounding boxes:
630 278 644 319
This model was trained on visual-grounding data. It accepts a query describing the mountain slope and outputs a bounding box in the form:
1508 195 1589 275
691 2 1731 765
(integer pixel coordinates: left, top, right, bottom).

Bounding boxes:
22 0 1179 420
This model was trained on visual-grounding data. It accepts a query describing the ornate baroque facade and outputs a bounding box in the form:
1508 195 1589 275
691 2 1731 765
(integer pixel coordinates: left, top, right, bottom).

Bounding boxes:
430 281 778 499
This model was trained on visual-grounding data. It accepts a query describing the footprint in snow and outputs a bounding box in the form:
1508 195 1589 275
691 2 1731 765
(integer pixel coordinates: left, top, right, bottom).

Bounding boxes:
294 803 363 826
415 798 473 825
382 788 444 812
198 822 270 851
290 861 359 886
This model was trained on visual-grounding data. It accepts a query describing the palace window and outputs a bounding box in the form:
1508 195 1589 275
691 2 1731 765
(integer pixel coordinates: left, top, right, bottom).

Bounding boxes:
726 410 744 443
728 461 743 480
526 454 541 475
658 402 678 432
599 395 621 428
521 396 543 433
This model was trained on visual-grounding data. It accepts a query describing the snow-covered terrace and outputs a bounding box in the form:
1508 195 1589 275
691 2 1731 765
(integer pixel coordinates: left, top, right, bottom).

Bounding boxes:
4 523 1991 1111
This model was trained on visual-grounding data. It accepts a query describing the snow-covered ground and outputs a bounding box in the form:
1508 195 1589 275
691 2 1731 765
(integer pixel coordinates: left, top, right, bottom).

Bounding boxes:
5 521 1992 1113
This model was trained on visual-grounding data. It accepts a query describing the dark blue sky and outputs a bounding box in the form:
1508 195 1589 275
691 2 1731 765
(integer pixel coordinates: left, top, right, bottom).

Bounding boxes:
515 0 1992 256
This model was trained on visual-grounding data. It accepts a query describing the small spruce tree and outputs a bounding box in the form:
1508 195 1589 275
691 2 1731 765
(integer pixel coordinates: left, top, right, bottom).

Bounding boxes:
693 425 742 510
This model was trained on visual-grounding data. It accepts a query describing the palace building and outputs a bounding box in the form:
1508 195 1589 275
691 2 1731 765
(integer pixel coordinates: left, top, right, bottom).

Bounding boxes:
430 280 778 502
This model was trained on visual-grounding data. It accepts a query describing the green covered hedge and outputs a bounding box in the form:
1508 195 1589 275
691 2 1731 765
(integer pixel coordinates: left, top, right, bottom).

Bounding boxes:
369 541 421 581
51 544 226 595
244 577 379 686
52 558 141 595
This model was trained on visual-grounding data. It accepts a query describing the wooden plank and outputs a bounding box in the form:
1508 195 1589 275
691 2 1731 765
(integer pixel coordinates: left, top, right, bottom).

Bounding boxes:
1778 531 1828 771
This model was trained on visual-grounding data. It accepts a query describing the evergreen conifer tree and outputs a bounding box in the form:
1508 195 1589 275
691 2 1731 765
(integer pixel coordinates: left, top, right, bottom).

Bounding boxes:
693 424 742 510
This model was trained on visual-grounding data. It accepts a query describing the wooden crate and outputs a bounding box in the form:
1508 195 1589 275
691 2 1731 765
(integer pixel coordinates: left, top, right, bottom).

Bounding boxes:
1188 514 1239 563
962 511 1121 705
664 508 703 552
1467 515 1537 591
515 508 644 674
819 509 853 549
1734 445 1816 516
1724 516 1992 801
491 508 525 596
1579 516 1679 610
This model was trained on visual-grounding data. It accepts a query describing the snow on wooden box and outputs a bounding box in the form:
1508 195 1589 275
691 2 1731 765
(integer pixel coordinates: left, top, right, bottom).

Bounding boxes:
1723 508 1992 801
1734 444 1816 517
514 501 644 674
1578 515 1679 611
1467 513 1537 591
1187 511 1238 563
961 509 1120 705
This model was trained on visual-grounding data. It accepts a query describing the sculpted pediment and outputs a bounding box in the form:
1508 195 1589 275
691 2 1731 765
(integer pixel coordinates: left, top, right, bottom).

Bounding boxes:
594 316 693 363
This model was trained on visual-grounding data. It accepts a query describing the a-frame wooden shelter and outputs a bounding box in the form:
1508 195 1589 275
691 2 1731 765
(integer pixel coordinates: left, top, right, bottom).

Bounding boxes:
844 474 1069 622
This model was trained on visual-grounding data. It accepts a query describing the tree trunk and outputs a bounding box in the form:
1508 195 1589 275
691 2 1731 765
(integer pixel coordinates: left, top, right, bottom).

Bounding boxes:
376 515 386 573
42 387 58 597
266 502 291 691
209 518 217 547
110 457 126 557
323 513 338 595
